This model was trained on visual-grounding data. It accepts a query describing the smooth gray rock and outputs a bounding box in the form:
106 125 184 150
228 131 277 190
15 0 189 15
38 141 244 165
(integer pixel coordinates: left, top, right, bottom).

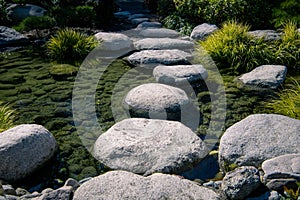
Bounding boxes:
128 13 146 20
94 32 133 53
190 23 218 40
124 83 190 120
6 4 46 22
219 114 300 171
137 21 162 29
222 166 261 200
265 179 298 191
37 186 72 200
73 171 220 200
262 154 300 190
64 178 80 190
0 124 57 182
114 11 131 18
128 49 193 69
16 188 29 196
131 18 149 25
4 195 17 200
239 65 287 89
139 28 180 38
134 38 194 51
248 30 281 41
3 185 16 196
0 26 29 47
153 64 208 86
93 118 208 175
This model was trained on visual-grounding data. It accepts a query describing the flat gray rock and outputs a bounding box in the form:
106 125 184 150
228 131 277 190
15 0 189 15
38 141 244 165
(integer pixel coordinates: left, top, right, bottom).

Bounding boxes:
128 49 193 69
134 38 194 51
94 32 133 53
94 118 208 175
0 124 57 181
190 23 218 40
0 26 29 47
124 83 190 120
73 171 220 200
131 18 149 25
139 28 180 38
153 64 208 86
114 11 131 19
6 4 47 22
239 65 287 89
262 154 300 190
128 13 146 20
137 21 162 29
219 114 300 171
222 166 261 200
248 30 281 41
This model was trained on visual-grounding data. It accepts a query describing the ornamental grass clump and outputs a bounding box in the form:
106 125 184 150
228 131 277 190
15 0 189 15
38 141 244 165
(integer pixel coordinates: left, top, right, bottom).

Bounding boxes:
274 21 300 72
47 28 99 63
0 102 15 133
266 79 300 119
199 21 274 74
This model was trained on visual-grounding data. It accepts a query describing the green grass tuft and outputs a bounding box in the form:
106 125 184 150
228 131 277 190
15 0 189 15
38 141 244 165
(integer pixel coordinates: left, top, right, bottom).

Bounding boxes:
47 28 99 64
266 79 300 119
0 102 16 133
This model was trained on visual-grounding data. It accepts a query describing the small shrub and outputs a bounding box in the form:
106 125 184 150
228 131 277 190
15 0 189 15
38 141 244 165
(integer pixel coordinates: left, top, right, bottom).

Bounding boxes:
51 6 96 27
47 28 99 63
93 0 115 26
272 0 300 29
0 102 15 133
171 0 278 29
14 16 56 36
162 14 194 35
266 79 300 120
200 21 274 74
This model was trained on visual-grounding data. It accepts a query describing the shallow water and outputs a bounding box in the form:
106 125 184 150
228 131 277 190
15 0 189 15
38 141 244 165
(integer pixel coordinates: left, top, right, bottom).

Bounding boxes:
0 47 279 191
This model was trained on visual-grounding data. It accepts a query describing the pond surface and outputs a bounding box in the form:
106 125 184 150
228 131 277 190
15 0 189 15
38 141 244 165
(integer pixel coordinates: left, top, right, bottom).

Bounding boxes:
0 47 279 191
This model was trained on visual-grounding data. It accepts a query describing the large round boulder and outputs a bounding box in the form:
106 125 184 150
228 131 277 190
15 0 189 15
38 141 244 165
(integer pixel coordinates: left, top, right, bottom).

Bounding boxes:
94 32 133 53
219 114 300 171
0 26 29 47
124 83 190 120
73 170 220 200
6 4 47 22
93 118 208 175
0 124 57 181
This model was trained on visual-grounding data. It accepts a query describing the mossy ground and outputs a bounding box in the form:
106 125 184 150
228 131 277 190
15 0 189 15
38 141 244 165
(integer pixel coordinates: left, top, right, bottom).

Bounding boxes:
1 48 299 190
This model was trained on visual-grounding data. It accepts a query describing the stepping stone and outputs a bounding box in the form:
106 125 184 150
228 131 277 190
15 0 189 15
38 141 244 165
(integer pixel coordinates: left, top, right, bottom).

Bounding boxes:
94 32 133 54
128 49 193 69
262 154 300 190
137 21 162 29
114 11 131 19
134 38 194 51
219 114 300 171
128 13 146 20
0 26 29 47
248 30 281 41
73 171 220 200
93 118 208 175
190 23 218 40
139 28 180 38
153 64 208 86
238 65 287 89
0 124 57 181
131 18 149 25
124 83 190 120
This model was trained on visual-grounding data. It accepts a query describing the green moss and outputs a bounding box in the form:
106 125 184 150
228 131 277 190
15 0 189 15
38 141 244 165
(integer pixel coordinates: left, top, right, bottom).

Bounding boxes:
49 64 78 80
